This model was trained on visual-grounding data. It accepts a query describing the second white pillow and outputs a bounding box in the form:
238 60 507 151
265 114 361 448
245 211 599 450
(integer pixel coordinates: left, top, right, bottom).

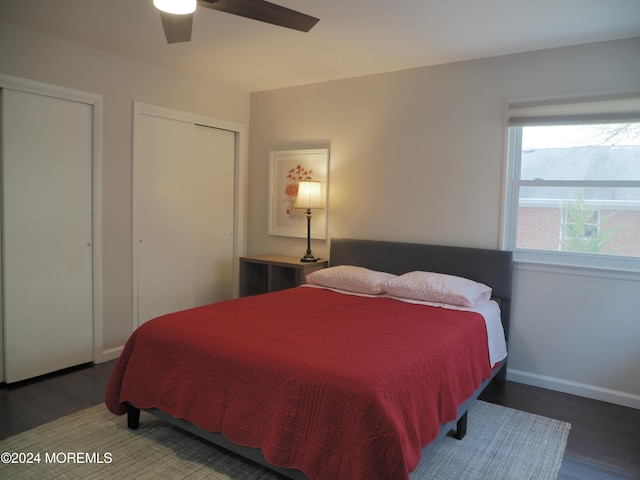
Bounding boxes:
385 271 492 307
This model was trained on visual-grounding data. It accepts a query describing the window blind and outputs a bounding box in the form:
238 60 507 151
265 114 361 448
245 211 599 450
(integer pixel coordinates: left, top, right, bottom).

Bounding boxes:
508 95 640 126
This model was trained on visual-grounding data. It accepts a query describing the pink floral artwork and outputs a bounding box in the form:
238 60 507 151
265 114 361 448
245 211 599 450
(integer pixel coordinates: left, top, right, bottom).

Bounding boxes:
268 148 328 239
284 165 313 218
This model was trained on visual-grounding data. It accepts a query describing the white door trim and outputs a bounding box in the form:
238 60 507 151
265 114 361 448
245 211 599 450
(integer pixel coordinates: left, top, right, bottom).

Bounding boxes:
132 101 247 330
0 73 104 368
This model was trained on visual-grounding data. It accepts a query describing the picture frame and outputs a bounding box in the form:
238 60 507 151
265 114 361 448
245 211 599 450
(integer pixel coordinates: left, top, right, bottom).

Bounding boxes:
268 148 329 239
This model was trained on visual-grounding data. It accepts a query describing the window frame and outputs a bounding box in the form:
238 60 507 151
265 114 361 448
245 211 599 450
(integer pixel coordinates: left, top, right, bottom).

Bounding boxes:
503 106 640 273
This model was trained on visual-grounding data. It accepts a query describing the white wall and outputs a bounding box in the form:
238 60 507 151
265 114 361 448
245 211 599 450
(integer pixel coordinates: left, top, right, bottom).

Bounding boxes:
248 37 640 408
509 264 640 408
0 22 250 358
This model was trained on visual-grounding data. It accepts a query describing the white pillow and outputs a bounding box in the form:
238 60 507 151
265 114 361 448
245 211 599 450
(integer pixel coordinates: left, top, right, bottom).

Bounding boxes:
306 265 397 295
384 271 492 307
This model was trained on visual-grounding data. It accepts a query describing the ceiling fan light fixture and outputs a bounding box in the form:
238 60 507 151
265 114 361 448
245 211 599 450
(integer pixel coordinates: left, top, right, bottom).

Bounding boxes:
153 0 196 15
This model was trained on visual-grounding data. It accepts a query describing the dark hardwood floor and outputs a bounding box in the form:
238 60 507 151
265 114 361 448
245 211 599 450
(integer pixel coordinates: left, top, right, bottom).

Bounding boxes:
1 361 639 479
0 361 115 440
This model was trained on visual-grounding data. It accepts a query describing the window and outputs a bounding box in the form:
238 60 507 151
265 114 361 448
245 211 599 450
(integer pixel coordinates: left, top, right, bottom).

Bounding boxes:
504 96 640 271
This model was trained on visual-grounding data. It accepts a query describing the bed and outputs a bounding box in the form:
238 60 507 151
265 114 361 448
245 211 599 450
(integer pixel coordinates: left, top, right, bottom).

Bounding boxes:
106 238 512 480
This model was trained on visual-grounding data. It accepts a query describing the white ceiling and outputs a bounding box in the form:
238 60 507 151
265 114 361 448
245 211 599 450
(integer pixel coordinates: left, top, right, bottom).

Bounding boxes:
2 0 640 93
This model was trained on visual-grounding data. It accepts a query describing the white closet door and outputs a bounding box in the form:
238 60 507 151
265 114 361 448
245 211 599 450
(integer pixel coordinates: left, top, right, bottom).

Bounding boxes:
2 89 93 383
135 113 235 325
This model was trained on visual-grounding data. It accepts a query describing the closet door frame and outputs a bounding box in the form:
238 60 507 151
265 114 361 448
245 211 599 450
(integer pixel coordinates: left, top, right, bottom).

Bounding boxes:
0 73 104 375
132 101 247 330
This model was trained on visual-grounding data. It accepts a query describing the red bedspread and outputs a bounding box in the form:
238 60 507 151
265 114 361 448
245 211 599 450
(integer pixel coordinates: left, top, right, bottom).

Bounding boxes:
106 287 493 480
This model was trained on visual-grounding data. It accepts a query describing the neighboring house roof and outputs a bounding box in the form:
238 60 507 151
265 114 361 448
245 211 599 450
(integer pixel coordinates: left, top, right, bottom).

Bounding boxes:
520 146 640 203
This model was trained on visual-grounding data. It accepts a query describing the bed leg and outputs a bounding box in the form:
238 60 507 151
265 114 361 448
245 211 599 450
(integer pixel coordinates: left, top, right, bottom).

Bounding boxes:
495 360 508 383
454 411 467 440
127 404 140 430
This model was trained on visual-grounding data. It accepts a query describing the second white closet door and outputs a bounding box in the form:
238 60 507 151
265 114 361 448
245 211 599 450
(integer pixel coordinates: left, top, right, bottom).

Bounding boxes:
136 114 235 325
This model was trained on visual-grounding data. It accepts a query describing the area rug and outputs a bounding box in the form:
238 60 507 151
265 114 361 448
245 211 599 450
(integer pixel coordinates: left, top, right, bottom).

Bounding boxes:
0 400 570 480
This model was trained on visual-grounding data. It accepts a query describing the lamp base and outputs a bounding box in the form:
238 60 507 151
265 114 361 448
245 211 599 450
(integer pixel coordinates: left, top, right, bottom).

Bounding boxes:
300 253 319 263
300 209 319 262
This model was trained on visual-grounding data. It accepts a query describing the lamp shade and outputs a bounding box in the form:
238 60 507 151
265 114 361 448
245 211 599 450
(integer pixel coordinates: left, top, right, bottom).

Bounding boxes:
294 181 323 209
153 0 196 14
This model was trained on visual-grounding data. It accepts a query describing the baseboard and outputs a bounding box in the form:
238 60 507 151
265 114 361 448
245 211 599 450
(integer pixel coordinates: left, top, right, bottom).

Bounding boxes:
507 369 640 410
94 346 123 363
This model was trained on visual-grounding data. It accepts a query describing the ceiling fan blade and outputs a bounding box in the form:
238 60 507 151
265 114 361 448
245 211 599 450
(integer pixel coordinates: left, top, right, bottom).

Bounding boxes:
198 0 319 32
159 11 194 43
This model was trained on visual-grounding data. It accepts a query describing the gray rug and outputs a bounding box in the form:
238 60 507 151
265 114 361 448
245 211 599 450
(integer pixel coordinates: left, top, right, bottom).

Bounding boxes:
0 400 570 479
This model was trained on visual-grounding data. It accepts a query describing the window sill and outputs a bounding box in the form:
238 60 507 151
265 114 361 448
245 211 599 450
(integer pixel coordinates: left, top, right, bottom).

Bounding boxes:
513 251 640 281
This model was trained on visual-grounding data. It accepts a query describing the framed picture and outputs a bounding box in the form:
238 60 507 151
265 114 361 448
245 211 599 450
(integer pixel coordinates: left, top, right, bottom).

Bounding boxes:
269 148 329 239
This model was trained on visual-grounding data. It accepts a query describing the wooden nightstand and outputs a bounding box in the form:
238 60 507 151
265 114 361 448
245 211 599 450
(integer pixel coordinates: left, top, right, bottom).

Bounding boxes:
239 255 329 297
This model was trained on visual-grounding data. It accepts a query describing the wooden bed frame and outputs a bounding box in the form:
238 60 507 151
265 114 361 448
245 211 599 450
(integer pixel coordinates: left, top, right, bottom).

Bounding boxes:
126 238 513 480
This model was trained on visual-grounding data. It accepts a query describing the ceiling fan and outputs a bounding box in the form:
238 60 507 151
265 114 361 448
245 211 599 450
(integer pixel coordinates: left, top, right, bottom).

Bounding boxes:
153 0 319 44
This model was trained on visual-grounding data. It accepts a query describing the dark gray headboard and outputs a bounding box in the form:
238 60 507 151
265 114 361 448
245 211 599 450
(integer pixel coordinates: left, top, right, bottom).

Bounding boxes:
330 238 513 338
